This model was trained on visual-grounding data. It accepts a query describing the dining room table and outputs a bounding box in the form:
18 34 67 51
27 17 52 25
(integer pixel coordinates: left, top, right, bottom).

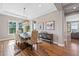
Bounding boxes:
19 32 31 40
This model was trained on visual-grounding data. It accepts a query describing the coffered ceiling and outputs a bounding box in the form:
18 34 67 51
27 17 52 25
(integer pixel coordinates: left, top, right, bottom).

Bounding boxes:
61 3 79 15
0 3 57 20
0 3 79 20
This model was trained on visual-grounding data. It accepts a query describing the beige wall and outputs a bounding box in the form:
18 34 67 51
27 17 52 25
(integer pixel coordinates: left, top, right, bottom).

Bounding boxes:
33 11 67 46
33 11 59 42
0 14 22 40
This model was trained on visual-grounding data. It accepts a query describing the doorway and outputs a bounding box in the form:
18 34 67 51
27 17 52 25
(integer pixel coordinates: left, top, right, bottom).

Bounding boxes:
66 14 79 49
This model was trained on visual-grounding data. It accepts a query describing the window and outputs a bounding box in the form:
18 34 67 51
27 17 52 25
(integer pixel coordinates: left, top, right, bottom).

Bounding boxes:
67 21 79 33
25 25 30 32
67 22 71 32
8 21 16 34
71 22 78 33
18 23 23 32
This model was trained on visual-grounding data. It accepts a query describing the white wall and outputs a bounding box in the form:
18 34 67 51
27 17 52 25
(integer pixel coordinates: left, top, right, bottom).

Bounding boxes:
0 14 22 41
33 10 66 46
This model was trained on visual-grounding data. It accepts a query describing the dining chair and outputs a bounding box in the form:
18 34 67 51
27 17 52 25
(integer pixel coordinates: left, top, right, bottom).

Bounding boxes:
14 30 21 45
27 30 41 50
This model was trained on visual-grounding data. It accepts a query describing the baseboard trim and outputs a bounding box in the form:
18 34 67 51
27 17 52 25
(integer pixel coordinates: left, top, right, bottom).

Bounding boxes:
53 41 58 44
58 43 64 47
0 38 14 41
53 41 64 47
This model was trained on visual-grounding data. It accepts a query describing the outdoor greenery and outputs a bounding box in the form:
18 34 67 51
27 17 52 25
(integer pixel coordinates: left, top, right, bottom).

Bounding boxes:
9 22 16 34
25 25 30 32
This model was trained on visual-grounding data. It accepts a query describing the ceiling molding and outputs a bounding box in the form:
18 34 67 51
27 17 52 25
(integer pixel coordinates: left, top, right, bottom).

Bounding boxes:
62 3 79 15
65 10 79 16
0 3 57 20
0 10 24 19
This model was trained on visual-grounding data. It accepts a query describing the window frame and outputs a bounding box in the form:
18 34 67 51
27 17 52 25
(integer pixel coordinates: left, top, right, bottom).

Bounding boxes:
8 20 17 35
18 23 23 33
67 21 79 33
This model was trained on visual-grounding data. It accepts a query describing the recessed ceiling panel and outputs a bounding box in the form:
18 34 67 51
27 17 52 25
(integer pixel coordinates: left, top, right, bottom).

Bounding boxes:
0 3 57 19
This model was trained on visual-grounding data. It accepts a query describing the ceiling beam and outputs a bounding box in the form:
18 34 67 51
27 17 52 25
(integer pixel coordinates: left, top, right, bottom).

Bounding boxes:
63 3 79 10
65 10 79 16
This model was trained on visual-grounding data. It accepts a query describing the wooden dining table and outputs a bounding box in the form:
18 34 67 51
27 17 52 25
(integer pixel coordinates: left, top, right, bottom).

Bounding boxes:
19 32 31 40
17 33 32 50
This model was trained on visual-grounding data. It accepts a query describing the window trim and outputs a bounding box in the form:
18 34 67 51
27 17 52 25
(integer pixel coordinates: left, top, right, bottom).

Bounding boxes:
18 23 23 32
8 20 17 35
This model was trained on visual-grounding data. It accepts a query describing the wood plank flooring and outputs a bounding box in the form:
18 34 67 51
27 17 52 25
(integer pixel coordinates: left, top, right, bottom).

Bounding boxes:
0 39 79 56
65 39 79 56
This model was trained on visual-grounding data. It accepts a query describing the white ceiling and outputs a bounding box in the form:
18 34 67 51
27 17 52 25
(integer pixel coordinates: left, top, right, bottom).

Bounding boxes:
0 3 57 20
62 3 79 15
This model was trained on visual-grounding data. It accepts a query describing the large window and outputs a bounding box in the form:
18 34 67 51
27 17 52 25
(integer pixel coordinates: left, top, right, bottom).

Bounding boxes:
67 22 71 32
25 25 30 32
8 21 16 34
71 22 78 33
18 23 23 32
67 21 79 33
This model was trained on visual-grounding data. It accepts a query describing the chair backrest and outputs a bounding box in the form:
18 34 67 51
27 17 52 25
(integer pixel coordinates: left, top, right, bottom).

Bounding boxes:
31 30 38 44
15 30 21 43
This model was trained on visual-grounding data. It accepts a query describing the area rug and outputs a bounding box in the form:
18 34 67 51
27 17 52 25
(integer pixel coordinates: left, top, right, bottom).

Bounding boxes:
14 44 21 56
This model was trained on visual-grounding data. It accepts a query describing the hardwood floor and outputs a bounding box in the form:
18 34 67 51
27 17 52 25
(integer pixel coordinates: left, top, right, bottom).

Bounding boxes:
65 39 79 56
0 39 79 56
0 40 15 56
